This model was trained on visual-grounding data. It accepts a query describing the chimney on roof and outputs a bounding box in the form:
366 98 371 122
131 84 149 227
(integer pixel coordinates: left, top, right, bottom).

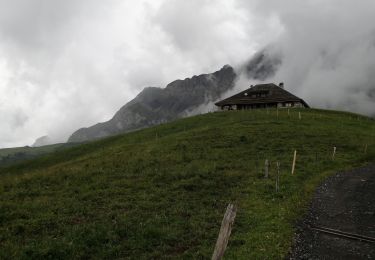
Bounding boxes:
279 82 284 89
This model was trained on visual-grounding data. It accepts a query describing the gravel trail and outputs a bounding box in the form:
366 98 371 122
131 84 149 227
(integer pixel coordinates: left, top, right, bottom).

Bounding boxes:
290 164 375 259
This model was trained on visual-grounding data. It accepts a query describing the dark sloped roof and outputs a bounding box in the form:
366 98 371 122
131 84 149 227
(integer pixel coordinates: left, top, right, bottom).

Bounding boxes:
215 83 309 107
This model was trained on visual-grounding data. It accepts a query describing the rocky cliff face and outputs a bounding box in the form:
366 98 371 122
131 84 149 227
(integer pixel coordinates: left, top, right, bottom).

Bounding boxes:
245 51 282 80
68 50 281 143
68 65 237 143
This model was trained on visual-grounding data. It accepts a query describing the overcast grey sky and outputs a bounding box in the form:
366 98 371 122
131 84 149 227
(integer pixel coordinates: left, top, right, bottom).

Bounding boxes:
1 0 374 148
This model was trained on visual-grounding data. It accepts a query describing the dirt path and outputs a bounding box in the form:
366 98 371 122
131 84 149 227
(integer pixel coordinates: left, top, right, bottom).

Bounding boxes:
290 165 375 259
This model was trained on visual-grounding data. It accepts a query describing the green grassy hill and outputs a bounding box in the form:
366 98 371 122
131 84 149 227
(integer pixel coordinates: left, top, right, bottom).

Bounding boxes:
0 143 77 168
0 109 374 259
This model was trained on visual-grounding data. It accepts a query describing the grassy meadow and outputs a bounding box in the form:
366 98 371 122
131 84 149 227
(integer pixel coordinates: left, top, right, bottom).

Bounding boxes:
0 143 77 168
0 109 374 259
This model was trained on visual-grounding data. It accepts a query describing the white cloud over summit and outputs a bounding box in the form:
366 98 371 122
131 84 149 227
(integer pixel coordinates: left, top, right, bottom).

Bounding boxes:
0 0 374 147
252 0 375 115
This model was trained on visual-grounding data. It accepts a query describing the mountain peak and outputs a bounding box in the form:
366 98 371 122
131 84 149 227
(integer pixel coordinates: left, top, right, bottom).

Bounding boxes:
67 50 279 143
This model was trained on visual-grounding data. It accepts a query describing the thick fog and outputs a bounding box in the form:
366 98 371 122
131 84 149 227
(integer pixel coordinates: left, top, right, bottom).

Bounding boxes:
0 0 374 148
246 0 375 116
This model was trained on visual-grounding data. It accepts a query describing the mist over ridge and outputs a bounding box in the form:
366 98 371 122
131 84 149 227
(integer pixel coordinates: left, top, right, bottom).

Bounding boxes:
0 0 374 147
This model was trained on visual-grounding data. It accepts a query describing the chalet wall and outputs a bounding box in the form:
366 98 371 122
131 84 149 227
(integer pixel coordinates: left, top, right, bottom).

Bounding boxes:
220 101 306 111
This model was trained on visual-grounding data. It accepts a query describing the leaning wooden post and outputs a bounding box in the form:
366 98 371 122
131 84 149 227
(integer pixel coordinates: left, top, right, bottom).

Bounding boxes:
212 204 237 260
364 144 368 154
332 146 336 160
291 150 297 175
299 112 301 120
264 159 269 178
276 162 280 192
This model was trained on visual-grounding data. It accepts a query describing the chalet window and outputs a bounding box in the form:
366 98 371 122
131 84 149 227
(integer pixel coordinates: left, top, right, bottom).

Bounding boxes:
285 102 294 107
250 91 269 98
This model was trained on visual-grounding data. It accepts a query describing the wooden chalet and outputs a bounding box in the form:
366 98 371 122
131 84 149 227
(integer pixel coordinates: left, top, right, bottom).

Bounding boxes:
215 83 309 110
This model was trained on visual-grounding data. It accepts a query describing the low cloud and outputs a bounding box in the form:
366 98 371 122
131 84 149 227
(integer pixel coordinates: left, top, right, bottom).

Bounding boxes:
241 0 375 116
0 0 374 147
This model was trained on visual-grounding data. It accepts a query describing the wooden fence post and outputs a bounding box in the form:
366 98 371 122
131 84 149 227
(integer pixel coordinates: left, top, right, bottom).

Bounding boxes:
332 146 336 160
291 150 297 175
212 204 237 260
299 112 301 120
276 162 280 192
265 159 269 178
364 144 368 154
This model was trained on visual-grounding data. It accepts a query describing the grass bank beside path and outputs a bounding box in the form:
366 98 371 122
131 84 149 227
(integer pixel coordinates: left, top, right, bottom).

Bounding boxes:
0 109 374 259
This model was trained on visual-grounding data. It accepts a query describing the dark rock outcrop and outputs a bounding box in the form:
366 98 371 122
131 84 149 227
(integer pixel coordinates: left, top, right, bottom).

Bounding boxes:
245 49 282 80
68 65 237 143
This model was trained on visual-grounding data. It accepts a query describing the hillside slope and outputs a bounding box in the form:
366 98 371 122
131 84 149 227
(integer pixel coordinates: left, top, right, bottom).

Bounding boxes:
1 109 374 259
0 143 77 168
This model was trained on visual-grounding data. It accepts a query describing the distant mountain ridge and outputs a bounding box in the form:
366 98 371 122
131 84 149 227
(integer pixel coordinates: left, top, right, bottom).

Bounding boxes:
68 50 281 143
68 65 236 142
32 135 52 147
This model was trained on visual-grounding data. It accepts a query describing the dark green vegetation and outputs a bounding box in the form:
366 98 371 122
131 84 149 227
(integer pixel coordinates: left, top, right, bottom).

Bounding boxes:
0 109 374 259
0 143 77 168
